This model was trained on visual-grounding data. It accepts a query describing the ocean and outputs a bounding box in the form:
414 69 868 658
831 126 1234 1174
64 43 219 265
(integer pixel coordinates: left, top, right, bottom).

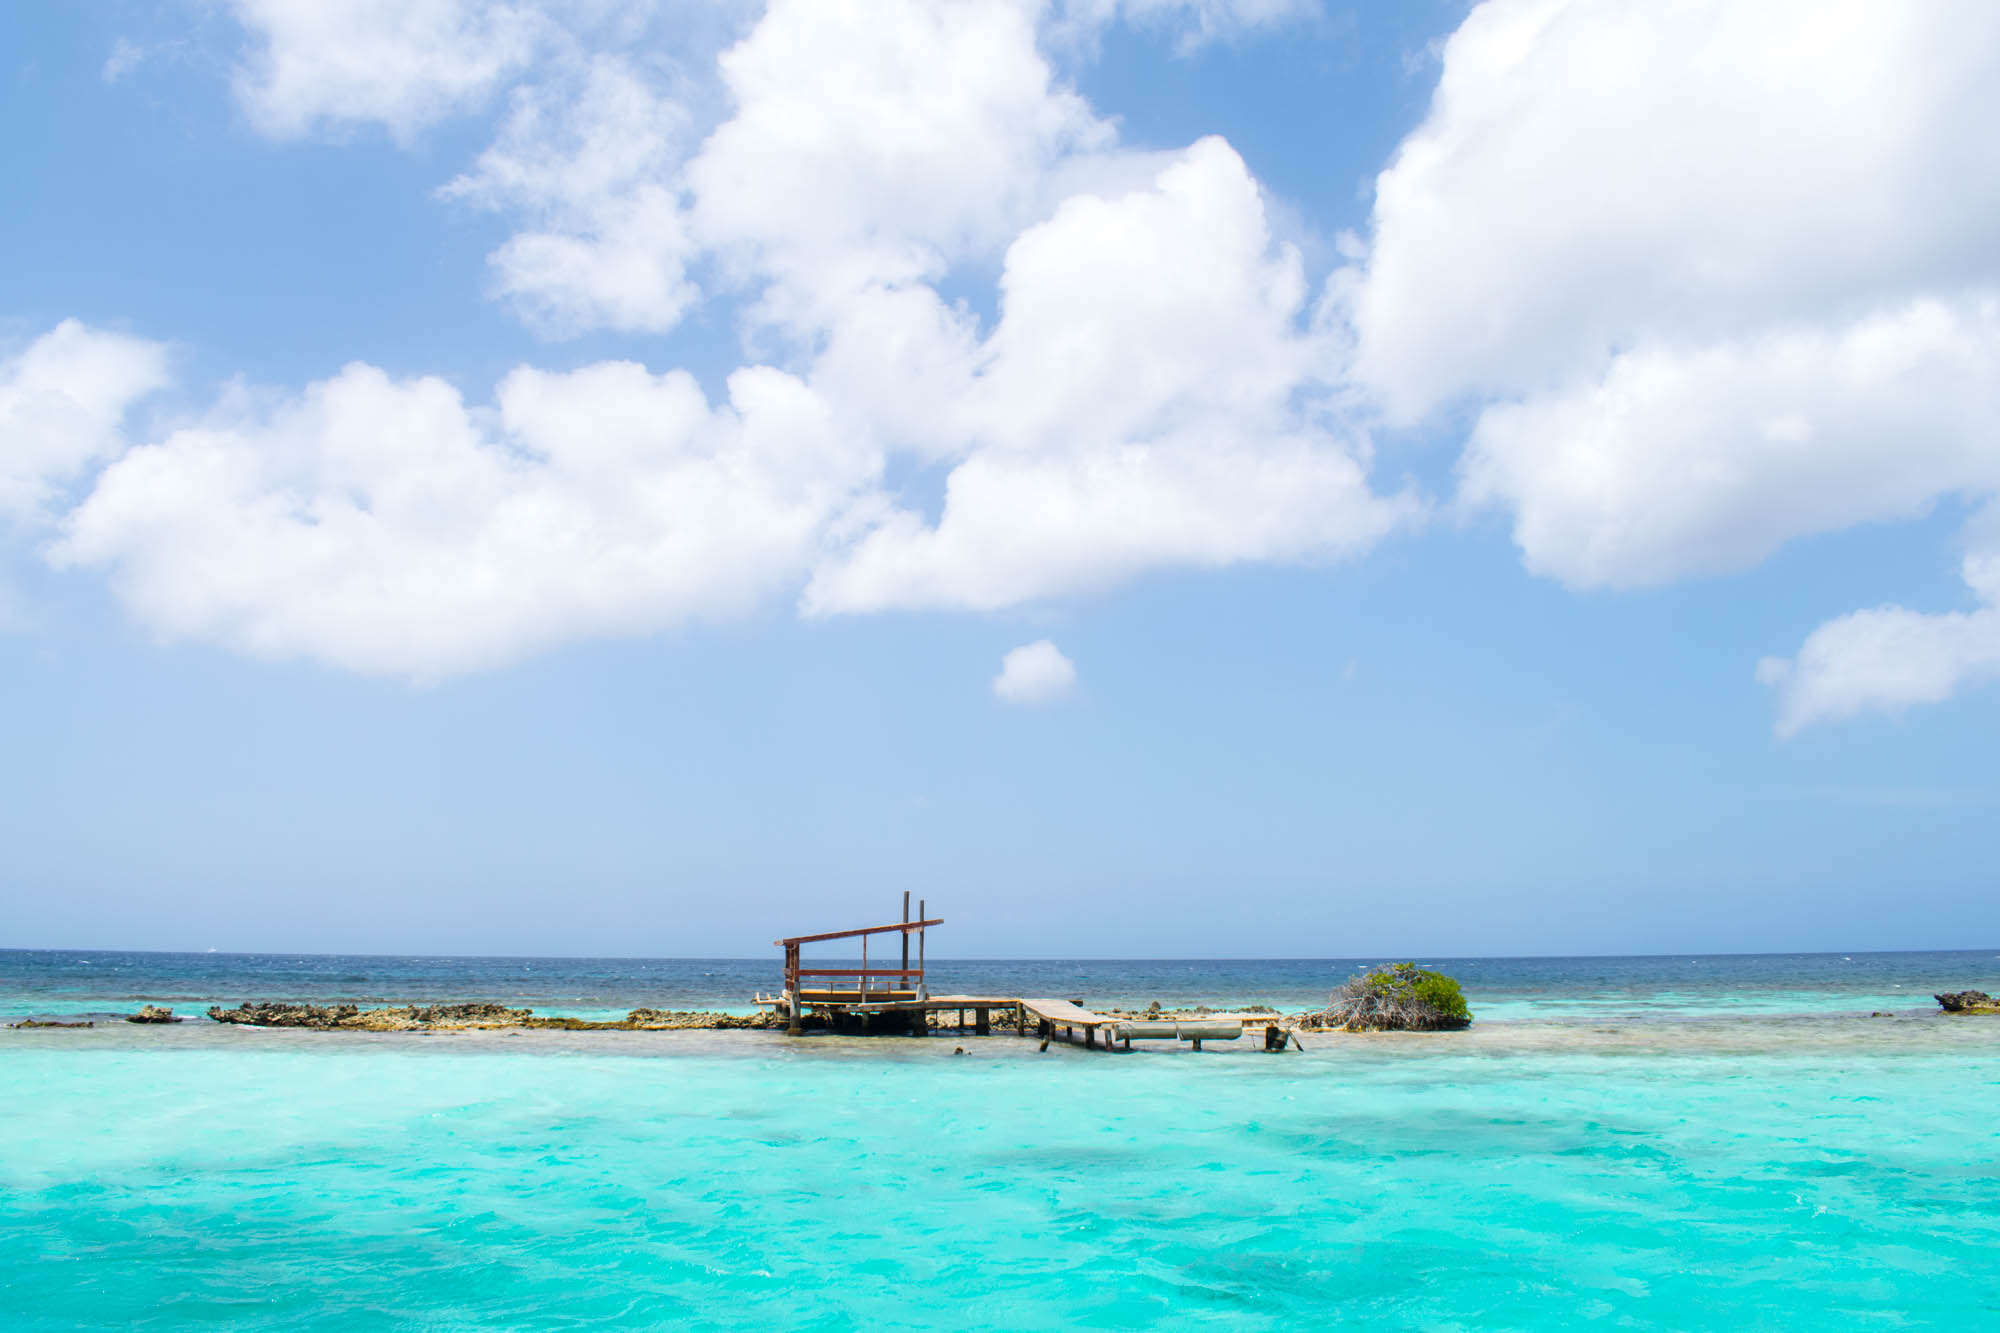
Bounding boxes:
5 949 1999 1329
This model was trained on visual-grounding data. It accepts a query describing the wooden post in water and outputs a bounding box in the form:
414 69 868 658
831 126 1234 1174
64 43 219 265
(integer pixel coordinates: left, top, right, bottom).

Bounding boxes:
901 891 910 977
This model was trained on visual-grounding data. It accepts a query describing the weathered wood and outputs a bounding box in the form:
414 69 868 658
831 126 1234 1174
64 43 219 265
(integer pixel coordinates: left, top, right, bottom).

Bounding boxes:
1020 999 1109 1025
774 919 944 947
795 968 925 978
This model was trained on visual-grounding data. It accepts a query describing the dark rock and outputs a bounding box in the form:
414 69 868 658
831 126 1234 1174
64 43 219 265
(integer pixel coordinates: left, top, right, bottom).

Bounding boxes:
126 1005 178 1024
1936 991 2000 1013
408 1003 532 1025
207 1002 359 1028
624 1008 778 1030
10 1019 94 1028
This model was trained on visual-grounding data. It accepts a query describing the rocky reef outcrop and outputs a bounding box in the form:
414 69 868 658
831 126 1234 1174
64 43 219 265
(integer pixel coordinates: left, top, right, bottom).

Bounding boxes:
1936 991 2000 1014
208 1002 362 1028
623 1009 776 1030
204 1001 780 1031
126 1005 179 1024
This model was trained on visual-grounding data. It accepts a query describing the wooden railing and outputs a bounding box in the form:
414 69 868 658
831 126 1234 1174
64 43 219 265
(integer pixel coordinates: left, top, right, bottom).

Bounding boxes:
776 895 940 1033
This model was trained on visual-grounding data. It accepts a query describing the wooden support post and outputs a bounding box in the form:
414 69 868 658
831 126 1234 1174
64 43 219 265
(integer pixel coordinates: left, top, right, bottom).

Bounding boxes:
901 891 910 977
975 1007 990 1036
1016 1003 1026 1037
785 943 802 1035
1191 1037 1203 1051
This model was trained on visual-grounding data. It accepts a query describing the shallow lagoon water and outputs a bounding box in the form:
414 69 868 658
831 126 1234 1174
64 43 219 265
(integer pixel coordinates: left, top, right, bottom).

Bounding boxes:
5 952 2000 1329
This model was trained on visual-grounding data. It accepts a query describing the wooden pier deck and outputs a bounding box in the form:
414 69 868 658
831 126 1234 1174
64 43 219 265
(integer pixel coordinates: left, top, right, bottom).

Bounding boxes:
1022 998 1123 1051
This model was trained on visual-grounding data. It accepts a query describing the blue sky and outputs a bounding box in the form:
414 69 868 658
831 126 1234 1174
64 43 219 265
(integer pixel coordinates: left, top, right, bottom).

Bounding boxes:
3 1 1996 958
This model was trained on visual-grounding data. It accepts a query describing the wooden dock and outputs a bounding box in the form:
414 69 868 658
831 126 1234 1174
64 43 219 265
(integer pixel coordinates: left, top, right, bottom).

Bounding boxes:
1022 998 1122 1051
766 899 1296 1052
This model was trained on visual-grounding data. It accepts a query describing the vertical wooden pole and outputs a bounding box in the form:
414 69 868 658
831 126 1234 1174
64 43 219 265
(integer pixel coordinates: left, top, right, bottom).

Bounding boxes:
917 898 926 999
861 933 868 998
785 943 801 1036
901 891 910 979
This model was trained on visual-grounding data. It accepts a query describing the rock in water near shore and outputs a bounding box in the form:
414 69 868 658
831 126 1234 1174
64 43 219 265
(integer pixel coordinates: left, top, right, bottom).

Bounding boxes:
208 1002 361 1028
206 1001 536 1029
1936 991 2000 1014
1308 962 1473 1032
126 1005 178 1024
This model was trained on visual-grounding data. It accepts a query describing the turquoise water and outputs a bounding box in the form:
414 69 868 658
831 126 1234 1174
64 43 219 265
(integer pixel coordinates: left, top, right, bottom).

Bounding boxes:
6 953 2000 1328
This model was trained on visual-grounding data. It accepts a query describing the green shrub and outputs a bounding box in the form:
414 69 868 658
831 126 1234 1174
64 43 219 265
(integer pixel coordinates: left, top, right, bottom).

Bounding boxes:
1317 962 1472 1031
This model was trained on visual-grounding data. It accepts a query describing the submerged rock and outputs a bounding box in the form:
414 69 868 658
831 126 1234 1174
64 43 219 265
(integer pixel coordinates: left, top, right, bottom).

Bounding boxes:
9 1018 95 1029
126 1005 178 1024
1936 991 2000 1014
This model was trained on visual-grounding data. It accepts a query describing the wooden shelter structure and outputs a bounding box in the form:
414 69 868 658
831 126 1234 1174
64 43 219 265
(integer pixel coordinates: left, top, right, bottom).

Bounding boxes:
774 893 941 1035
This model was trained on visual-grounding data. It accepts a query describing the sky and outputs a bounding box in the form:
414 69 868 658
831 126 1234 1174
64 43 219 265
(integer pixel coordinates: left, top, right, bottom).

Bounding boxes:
2 0 1996 960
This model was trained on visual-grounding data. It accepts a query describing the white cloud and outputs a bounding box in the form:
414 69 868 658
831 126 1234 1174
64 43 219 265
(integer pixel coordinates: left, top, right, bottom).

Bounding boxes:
1460 296 2000 589
1759 604 2000 739
18 1 1422 685
229 0 542 142
993 639 1076 704
687 0 1115 321
53 359 878 680
0 321 170 523
443 57 698 336
1351 0 2000 422
805 139 1411 615
1344 0 2000 730
1759 521 2000 736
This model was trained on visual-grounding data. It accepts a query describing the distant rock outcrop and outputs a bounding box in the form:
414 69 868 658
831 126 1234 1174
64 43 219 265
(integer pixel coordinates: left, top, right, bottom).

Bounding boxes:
1936 991 2000 1014
126 1005 178 1024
